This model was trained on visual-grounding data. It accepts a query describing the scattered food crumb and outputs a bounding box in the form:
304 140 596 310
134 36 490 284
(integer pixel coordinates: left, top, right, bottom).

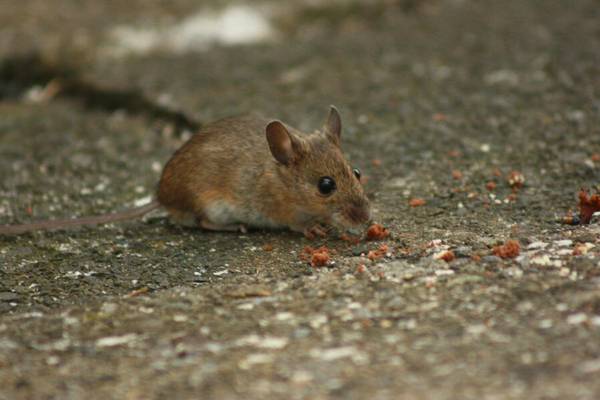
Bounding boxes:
366 223 390 240
372 159 382 167
573 242 595 256
299 246 313 261
409 198 426 207
485 181 497 191
492 240 521 259
578 189 600 224
452 170 463 180
434 250 455 262
367 244 389 261
301 246 331 267
591 153 600 162
311 249 330 267
507 171 525 189
262 244 273 252
356 264 367 274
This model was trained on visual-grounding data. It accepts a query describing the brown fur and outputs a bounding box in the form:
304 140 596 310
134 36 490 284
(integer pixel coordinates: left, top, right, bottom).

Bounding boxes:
157 107 370 234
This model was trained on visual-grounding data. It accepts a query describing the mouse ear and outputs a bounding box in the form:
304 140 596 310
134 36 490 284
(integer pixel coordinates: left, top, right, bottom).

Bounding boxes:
266 121 302 165
325 105 342 147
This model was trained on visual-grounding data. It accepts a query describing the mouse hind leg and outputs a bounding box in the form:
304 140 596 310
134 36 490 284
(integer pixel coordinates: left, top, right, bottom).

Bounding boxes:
167 209 248 233
166 208 247 232
197 201 248 233
165 208 198 227
197 218 248 233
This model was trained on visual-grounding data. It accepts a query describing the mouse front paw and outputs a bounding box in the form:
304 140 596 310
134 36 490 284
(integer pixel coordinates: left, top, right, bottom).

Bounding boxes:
302 224 329 240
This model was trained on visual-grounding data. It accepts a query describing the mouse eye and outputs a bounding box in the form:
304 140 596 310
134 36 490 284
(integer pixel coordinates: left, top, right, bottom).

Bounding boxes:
353 168 361 180
318 176 336 195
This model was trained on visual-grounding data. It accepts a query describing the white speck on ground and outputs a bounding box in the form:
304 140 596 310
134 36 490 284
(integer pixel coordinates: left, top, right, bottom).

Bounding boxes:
567 313 588 325
96 334 138 347
235 335 289 350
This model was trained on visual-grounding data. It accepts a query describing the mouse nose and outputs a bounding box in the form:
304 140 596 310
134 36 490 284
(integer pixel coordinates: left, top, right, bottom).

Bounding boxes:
346 198 371 225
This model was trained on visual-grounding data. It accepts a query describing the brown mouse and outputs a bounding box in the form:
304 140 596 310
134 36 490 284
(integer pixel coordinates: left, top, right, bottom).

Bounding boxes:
0 106 370 237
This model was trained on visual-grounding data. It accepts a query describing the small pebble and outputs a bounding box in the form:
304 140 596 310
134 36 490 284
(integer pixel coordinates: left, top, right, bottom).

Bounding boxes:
454 246 472 258
482 255 502 264
554 239 573 247
352 245 369 256
0 292 19 302
567 313 588 325
527 241 548 250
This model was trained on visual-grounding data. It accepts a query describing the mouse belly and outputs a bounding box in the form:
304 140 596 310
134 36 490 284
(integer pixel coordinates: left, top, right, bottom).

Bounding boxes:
203 201 284 230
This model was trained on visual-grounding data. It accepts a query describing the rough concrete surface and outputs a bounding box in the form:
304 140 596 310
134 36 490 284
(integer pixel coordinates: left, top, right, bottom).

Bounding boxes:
1 0 600 399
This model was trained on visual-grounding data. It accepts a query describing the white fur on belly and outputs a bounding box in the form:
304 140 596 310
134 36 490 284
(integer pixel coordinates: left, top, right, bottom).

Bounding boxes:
204 201 283 229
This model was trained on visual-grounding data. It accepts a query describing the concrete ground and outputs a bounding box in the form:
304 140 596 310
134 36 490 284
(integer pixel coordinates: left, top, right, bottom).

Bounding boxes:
1 0 600 399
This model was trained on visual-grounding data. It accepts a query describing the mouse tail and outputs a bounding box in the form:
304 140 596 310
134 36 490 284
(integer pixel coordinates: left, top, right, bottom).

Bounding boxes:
0 200 161 236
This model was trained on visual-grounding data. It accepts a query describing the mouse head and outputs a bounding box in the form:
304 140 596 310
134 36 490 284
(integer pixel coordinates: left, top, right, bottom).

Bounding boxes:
266 106 371 230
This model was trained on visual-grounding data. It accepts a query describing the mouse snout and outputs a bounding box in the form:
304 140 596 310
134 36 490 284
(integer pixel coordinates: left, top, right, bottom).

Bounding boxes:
344 198 371 225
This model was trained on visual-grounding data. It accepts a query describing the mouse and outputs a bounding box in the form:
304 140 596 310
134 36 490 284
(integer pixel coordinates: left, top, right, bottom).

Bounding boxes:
0 106 371 238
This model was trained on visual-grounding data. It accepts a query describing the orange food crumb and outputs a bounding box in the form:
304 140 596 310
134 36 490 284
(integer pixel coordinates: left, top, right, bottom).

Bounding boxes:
492 240 520 259
409 198 426 207
367 244 389 261
506 193 518 202
578 189 600 224
448 150 461 158
433 113 447 121
262 244 273 252
311 251 330 267
308 246 331 267
507 171 525 189
485 181 497 191
372 159 382 167
356 264 367 274
439 250 455 262
573 243 592 256
492 168 502 177
299 246 314 261
366 223 390 240
591 153 600 162
452 170 463 180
